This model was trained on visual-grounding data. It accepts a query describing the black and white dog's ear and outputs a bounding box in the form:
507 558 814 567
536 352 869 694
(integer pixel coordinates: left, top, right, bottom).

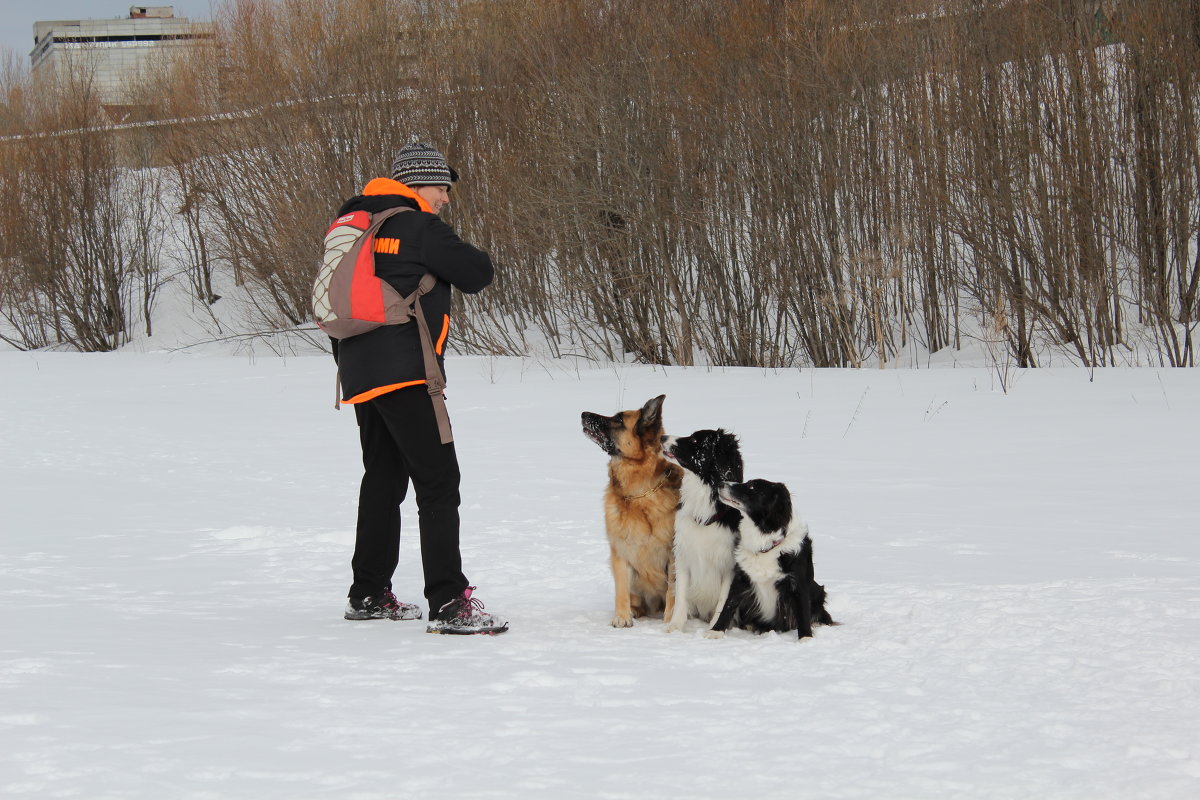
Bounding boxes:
707 429 741 482
637 394 666 436
760 482 794 533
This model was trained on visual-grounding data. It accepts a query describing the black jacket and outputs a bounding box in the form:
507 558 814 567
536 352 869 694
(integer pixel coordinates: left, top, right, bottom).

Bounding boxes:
331 178 494 403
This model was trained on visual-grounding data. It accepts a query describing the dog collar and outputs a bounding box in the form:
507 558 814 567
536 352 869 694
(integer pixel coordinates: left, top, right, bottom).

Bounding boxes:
699 506 733 527
622 474 668 501
759 533 787 553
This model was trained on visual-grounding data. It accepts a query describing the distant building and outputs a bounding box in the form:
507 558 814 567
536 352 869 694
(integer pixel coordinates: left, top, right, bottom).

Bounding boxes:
30 6 214 108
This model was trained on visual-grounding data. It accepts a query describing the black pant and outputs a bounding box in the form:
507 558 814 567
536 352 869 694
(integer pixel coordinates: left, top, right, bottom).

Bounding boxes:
349 386 467 613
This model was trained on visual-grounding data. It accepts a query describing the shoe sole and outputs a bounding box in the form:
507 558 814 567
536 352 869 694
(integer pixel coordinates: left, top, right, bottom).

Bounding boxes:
425 624 509 635
344 612 424 621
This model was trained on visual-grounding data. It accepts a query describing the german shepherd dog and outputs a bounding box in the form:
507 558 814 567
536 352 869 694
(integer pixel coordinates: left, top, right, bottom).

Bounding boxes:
581 395 681 627
660 429 744 633
709 479 835 640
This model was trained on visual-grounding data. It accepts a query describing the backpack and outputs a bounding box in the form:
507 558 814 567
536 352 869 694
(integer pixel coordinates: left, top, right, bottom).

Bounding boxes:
313 206 453 443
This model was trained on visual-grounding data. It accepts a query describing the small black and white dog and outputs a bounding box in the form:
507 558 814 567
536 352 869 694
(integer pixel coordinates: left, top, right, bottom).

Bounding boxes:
709 479 835 640
660 429 743 633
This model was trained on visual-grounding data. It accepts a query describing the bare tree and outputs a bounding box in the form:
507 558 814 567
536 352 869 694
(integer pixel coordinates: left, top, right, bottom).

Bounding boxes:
4 0 1198 368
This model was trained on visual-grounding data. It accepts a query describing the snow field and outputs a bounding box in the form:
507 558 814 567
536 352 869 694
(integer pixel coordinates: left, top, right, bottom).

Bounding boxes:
2 352 1198 798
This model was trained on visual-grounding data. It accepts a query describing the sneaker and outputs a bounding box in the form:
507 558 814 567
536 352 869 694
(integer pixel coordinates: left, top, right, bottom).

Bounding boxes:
426 587 509 635
344 589 423 621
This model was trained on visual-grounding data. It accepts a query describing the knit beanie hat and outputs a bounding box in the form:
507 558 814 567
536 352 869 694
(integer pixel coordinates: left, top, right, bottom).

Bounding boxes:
390 141 457 187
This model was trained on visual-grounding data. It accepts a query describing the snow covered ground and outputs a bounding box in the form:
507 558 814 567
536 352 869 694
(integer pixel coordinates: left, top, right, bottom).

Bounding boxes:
2 349 1198 799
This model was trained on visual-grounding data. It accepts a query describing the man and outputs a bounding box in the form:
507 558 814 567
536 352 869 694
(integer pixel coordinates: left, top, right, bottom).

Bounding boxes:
333 141 507 635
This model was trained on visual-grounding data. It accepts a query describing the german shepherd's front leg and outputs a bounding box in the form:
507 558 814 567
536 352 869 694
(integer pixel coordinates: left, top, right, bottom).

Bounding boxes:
663 546 677 623
610 545 635 627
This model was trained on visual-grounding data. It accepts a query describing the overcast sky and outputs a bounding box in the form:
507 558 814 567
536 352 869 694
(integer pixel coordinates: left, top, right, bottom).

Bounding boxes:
1 1 216 63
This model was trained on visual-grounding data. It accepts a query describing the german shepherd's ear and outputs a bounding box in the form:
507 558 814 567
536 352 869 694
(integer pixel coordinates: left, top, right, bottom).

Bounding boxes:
636 394 666 437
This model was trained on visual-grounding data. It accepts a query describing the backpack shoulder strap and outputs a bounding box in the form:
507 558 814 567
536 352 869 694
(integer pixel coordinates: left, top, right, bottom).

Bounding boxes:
405 273 453 444
371 205 413 226
337 206 411 276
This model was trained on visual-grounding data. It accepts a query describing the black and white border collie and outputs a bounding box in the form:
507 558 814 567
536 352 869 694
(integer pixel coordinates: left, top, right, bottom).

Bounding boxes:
660 429 744 633
709 479 835 640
